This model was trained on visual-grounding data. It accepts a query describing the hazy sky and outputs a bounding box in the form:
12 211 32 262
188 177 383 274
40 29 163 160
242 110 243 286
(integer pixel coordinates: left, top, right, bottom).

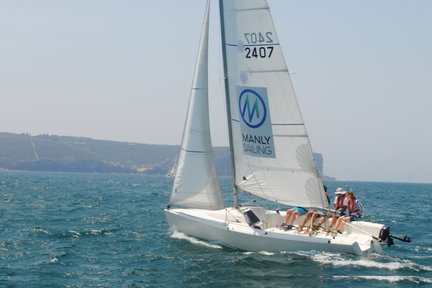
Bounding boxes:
1 0 431 184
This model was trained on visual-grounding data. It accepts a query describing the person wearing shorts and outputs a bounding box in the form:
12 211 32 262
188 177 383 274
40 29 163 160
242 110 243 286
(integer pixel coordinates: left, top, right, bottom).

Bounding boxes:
283 207 308 227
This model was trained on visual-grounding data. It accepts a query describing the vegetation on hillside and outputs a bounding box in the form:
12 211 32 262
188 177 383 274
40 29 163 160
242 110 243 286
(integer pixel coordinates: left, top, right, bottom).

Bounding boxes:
0 132 229 175
0 132 322 176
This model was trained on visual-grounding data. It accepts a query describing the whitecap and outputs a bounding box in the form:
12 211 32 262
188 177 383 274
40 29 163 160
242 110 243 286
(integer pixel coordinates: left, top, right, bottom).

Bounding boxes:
241 251 275 256
90 229 103 235
25 227 49 234
418 263 432 271
330 258 408 270
170 231 222 249
333 275 432 284
310 252 431 272
69 230 81 238
259 251 275 256
292 250 333 258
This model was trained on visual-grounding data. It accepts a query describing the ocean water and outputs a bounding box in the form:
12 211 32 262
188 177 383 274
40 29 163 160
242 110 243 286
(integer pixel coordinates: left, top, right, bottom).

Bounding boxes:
0 171 431 287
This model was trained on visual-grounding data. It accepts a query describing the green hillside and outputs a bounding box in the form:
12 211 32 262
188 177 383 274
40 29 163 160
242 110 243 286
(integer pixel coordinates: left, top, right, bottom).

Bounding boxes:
0 132 322 176
0 132 230 174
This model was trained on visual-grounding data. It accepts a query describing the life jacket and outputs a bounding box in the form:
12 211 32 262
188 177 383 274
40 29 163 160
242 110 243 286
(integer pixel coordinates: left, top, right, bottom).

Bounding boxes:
347 197 356 215
355 199 364 216
335 195 345 210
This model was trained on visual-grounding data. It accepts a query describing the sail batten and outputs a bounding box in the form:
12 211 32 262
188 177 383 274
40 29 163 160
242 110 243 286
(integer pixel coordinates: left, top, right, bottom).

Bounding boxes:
274 135 308 138
182 150 206 154
248 69 288 73
236 7 269 12
226 43 281 46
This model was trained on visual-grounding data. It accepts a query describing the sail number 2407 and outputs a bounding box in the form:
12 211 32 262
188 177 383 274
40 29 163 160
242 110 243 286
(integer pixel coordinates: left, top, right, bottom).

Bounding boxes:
244 32 274 59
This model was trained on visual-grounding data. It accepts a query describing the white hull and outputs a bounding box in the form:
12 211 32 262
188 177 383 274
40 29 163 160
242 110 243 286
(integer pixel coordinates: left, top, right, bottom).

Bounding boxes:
165 207 385 255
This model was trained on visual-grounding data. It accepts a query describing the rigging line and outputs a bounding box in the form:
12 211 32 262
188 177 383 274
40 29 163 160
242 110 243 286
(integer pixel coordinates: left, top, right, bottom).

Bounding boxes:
344 222 379 240
239 158 274 206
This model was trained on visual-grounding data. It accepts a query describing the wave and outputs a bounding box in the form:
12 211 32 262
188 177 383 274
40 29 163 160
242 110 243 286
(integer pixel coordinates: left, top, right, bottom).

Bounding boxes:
23 227 50 234
23 227 116 239
69 230 81 238
36 251 68 265
310 252 432 272
57 229 114 239
259 251 275 256
333 275 432 284
413 245 432 257
48 257 59 264
170 231 223 249
241 251 275 256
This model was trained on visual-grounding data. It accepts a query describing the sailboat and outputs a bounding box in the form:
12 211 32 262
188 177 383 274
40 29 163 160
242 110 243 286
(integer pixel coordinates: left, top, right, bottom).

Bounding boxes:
166 156 177 177
165 0 407 255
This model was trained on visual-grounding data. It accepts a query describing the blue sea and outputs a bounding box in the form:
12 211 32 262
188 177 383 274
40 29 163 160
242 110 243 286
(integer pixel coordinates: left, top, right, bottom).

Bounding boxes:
0 171 431 287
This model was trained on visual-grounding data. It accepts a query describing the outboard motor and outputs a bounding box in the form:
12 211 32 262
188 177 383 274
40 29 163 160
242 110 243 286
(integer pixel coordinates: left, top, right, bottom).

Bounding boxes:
379 225 393 247
379 225 390 241
379 225 411 247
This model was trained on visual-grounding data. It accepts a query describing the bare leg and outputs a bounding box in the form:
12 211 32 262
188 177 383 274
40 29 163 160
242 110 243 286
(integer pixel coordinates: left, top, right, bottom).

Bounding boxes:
284 210 293 225
289 211 300 225
297 211 313 232
318 214 327 228
330 215 338 227
334 216 350 232
310 212 320 230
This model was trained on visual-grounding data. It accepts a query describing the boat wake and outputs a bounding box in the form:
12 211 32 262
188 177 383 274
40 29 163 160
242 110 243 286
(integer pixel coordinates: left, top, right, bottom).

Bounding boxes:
170 231 223 250
310 252 432 272
306 252 432 284
333 275 432 285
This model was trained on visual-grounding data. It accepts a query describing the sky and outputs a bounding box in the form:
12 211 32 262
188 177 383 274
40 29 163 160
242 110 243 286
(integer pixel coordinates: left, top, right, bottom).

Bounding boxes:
1 0 431 184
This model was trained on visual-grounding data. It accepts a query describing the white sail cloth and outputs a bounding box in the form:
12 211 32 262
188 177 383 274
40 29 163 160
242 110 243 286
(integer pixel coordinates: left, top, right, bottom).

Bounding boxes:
170 1 224 210
220 0 328 208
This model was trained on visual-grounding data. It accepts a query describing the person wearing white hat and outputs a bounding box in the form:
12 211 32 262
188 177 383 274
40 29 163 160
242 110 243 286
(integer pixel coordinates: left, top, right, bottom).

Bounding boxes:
334 188 347 215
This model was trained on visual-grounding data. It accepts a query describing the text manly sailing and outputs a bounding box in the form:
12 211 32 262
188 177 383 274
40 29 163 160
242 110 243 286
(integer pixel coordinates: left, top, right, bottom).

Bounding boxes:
242 133 273 156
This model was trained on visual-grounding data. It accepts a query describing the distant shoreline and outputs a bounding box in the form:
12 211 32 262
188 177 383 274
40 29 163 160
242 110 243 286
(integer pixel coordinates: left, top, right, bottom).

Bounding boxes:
0 131 325 177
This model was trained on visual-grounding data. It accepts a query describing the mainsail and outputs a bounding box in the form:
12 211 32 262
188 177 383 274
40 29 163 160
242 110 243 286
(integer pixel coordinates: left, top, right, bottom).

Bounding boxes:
169 0 223 210
220 0 327 208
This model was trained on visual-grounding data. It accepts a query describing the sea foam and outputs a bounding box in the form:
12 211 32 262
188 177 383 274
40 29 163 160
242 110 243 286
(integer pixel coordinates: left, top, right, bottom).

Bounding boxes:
170 231 222 249
333 275 432 284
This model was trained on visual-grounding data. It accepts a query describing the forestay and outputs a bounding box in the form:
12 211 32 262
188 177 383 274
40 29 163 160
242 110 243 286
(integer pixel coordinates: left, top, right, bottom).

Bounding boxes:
170 1 223 210
220 0 327 208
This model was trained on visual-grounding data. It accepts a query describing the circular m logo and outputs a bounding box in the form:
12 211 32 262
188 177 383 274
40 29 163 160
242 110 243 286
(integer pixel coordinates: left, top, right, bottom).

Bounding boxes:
239 89 267 128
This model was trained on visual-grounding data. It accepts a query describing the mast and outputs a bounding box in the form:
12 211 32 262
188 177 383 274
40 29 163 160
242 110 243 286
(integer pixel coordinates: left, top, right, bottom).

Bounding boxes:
219 0 239 208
